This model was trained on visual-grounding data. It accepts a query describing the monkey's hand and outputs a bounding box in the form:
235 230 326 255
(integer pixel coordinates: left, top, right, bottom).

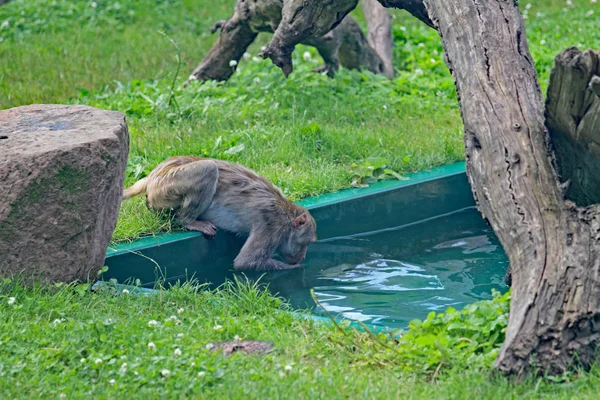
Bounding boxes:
184 220 217 238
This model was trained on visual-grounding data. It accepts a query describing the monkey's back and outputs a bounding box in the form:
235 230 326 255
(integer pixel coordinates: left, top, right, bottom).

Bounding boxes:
207 160 305 233
143 156 308 234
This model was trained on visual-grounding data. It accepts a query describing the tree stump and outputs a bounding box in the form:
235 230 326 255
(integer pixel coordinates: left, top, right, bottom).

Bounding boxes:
0 105 129 283
545 48 600 206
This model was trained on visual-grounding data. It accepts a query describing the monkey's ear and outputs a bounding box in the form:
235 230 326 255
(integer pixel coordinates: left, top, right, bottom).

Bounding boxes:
293 213 308 229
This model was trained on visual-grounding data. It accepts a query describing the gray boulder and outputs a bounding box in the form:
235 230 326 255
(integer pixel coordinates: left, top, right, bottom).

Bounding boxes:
0 104 129 283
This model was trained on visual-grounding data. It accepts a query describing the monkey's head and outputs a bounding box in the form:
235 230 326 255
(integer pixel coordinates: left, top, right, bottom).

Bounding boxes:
278 212 317 264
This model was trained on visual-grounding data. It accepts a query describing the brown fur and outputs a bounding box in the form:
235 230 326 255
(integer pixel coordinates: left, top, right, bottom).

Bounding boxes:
123 156 317 270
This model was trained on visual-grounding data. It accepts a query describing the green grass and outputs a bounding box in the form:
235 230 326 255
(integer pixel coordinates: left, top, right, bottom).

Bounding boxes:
1 280 600 399
2 0 598 241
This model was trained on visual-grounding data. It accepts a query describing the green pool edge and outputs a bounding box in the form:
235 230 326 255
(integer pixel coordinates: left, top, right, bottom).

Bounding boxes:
101 161 468 334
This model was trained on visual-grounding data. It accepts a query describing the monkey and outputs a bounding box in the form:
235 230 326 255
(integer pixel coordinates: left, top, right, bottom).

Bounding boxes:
122 156 317 271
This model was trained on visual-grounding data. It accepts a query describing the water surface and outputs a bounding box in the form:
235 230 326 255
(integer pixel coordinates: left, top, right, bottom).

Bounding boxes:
253 207 508 328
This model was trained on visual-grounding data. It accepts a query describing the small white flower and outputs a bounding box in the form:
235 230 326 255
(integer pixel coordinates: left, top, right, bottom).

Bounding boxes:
213 324 223 330
122 289 130 295
190 362 196 367
198 371 206 377
303 51 312 61
52 318 64 326
177 308 184 314
243 52 251 60
109 379 116 385
382 105 387 110
525 3 532 9
1 20 10 30
540 39 546 45
120 363 127 371
161 369 171 377
80 358 86 363
592 0 598 4
234 335 242 341
147 342 156 350
166 315 178 322
279 371 285 378
229 60 238 67
252 56 261 62
417 42 425 47
174 348 182 356
205 343 215 350
176 333 184 338
536 11 542 17
7 297 15 305
253 77 261 84
90 1 98 8
415 68 424 75
586 9 595 16
59 394 67 399
284 365 293 371
566 0 573 6
147 320 158 327
95 358 103 365
399 26 406 31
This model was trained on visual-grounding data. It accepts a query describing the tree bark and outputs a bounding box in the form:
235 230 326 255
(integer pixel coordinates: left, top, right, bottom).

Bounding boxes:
260 0 433 75
362 0 394 78
260 0 360 76
423 0 600 375
186 0 387 85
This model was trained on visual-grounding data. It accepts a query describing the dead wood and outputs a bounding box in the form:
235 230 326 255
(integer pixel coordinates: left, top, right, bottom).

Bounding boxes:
185 0 388 86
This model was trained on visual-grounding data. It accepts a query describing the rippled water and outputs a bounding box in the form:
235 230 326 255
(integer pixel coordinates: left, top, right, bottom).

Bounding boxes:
258 207 509 328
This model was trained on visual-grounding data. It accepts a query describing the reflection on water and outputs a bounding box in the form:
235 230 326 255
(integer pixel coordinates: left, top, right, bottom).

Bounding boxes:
256 208 509 329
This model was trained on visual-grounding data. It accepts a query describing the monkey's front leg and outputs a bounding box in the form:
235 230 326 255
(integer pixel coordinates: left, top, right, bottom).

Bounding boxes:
233 230 301 271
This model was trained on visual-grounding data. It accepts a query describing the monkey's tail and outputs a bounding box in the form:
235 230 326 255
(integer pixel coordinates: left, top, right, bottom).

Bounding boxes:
122 177 149 200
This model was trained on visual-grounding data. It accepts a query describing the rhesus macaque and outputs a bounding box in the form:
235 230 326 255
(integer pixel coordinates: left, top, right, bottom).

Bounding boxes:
123 156 317 271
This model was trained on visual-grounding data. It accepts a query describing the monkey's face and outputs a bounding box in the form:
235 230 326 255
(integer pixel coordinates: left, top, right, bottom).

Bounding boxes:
278 212 317 264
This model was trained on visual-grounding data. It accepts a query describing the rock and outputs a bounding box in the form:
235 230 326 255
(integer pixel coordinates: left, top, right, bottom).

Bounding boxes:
0 104 129 283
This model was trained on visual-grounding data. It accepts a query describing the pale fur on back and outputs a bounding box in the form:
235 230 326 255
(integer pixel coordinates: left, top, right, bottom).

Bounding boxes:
123 156 306 230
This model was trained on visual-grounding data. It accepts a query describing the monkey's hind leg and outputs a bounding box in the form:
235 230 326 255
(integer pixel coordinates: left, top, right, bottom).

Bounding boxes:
167 160 219 236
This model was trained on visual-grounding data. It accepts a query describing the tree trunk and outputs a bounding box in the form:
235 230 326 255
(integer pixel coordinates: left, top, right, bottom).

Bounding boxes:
186 0 387 86
423 0 600 375
362 0 394 78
